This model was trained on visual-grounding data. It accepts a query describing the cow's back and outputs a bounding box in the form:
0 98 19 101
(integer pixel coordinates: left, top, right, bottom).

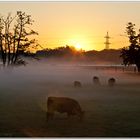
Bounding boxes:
47 97 81 112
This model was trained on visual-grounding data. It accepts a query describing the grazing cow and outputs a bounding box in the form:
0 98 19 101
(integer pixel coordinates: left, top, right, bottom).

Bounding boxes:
46 97 84 121
108 77 116 87
74 81 82 88
93 76 100 85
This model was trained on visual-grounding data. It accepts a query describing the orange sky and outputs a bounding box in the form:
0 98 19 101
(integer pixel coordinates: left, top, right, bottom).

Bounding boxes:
0 2 140 51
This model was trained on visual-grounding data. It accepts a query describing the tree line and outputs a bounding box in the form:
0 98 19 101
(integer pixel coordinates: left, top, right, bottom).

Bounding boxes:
36 45 83 57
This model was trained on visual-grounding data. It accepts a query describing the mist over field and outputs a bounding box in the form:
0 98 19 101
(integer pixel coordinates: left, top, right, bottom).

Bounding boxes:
0 59 140 137
1 1 140 137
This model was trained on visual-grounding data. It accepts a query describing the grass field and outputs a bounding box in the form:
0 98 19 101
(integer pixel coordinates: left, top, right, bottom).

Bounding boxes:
0 62 140 137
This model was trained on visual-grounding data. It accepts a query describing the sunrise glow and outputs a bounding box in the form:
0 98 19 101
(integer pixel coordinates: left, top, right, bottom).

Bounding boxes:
0 2 139 51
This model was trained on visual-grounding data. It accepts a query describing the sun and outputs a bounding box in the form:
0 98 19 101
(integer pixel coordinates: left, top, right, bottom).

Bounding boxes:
75 43 81 50
66 38 84 50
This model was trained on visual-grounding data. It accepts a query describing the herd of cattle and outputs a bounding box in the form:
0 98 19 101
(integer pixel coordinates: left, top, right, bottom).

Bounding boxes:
46 76 116 122
74 76 116 87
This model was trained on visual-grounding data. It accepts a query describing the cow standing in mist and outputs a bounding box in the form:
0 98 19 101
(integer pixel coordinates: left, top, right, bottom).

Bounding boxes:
74 81 82 88
46 97 84 121
93 76 100 85
108 77 116 87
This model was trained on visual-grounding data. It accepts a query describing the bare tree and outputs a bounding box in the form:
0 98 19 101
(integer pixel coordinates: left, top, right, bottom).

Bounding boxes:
0 11 38 67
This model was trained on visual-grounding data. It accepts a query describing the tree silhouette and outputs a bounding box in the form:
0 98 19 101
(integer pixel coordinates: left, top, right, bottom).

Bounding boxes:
121 22 140 72
0 11 38 67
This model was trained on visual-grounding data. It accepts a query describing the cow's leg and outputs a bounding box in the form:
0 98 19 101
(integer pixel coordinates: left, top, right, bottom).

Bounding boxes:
46 112 50 121
67 113 72 119
46 112 54 121
50 112 54 120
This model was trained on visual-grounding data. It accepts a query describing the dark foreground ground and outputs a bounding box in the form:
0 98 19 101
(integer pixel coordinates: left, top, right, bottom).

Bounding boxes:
0 63 140 137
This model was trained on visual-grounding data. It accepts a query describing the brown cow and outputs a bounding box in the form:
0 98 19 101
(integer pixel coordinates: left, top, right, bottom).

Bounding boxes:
93 76 100 85
46 97 84 121
74 81 82 88
108 77 116 87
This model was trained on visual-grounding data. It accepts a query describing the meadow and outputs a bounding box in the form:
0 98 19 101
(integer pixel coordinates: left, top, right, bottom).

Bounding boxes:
0 60 140 137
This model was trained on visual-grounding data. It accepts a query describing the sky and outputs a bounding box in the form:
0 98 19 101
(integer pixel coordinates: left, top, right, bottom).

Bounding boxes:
0 1 140 51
